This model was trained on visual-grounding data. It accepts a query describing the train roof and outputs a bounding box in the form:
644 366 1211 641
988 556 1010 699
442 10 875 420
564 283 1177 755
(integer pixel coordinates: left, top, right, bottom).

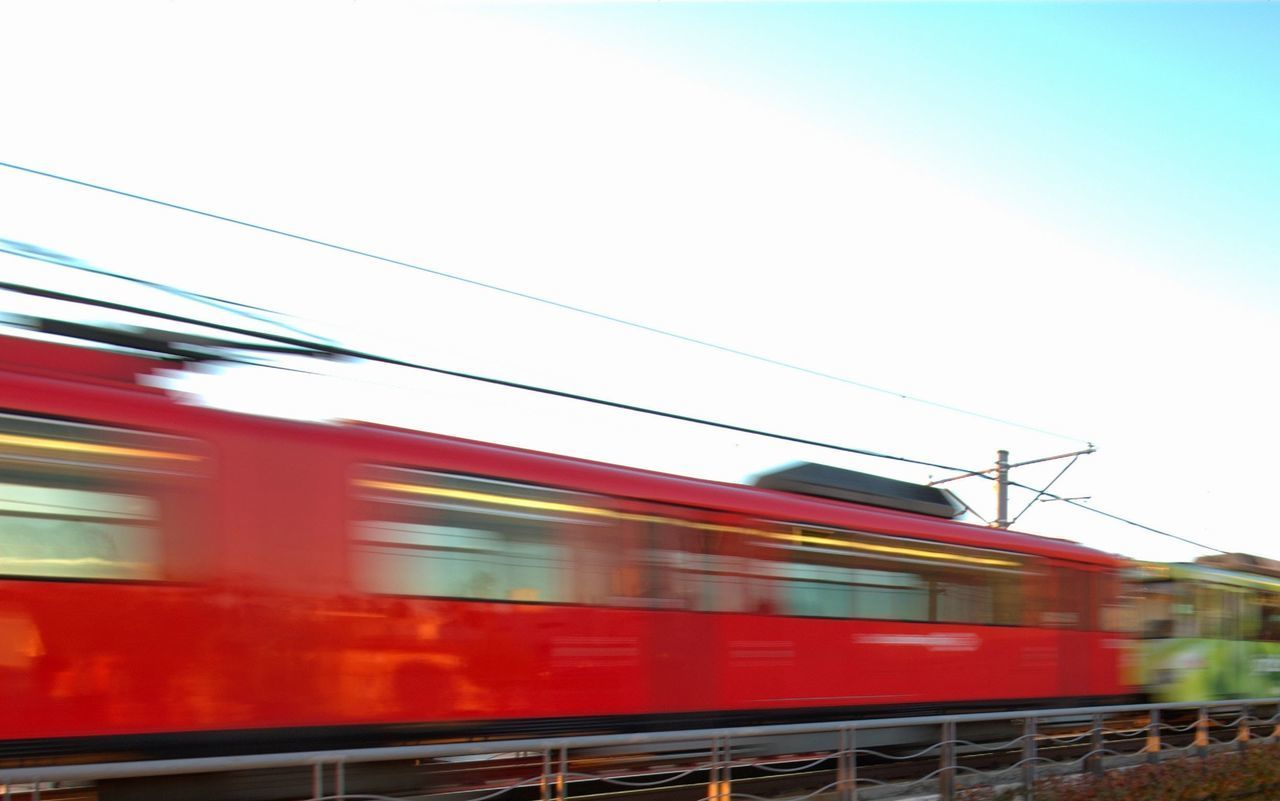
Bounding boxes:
1134 561 1280 592
0 328 174 389
0 329 1123 568
308 419 1122 569
1195 552 1280 580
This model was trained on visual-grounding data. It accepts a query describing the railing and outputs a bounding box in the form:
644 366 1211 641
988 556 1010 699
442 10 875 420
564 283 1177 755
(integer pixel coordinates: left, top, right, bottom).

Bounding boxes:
3 698 1279 801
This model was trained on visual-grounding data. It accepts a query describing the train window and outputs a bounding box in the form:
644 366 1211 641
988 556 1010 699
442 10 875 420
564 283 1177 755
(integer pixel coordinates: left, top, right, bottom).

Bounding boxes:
607 521 682 608
777 559 857 618
1171 583 1199 637
1098 573 1140 633
1259 593 1280 642
753 526 1022 624
1222 589 1246 640
1040 567 1091 630
1022 566 1054 628
932 569 1021 626
352 466 608 603
353 466 1034 624
1195 586 1230 639
572 516 622 607
1137 582 1174 638
0 483 158 580
0 413 203 582
770 549 928 621
624 523 748 612
853 568 929 621
1240 591 1262 640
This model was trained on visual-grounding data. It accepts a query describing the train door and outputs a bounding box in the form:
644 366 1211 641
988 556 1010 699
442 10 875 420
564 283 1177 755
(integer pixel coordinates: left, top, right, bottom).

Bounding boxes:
1094 570 1139 695
1052 563 1093 699
1220 587 1249 699
614 504 718 717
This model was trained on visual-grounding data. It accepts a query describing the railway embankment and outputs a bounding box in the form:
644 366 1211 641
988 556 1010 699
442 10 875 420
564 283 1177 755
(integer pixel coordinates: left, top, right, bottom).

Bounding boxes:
959 743 1280 801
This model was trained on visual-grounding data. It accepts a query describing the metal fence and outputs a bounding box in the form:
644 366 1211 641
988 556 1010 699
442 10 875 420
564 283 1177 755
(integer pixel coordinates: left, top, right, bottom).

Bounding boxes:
4 697 1280 801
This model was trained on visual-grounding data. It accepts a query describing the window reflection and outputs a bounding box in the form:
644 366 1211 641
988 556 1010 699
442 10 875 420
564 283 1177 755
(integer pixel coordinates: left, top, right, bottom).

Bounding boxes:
0 483 158 580
354 468 603 603
0 414 201 582
352 465 1053 629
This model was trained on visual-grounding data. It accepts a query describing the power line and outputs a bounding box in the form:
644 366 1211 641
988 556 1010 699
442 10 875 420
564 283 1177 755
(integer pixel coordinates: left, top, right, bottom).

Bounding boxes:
2 272 1221 553
0 278 983 477
1006 480 1226 554
950 494 991 526
0 159 1090 446
0 238 330 344
1008 454 1079 527
0 227 1214 552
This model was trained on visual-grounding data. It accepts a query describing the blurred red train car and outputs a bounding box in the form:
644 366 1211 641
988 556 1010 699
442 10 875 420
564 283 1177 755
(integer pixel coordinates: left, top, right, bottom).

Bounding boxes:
0 332 1134 764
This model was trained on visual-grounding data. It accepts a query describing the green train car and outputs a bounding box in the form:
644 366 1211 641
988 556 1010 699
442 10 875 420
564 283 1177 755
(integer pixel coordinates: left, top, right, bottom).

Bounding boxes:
1135 554 1280 702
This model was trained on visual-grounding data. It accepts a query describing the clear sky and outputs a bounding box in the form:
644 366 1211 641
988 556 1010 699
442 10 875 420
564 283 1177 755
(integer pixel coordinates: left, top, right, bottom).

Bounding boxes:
1 1 1277 563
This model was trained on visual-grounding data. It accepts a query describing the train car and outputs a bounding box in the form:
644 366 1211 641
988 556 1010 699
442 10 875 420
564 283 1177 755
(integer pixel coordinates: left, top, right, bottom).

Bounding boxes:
1133 555 1280 701
0 329 1135 771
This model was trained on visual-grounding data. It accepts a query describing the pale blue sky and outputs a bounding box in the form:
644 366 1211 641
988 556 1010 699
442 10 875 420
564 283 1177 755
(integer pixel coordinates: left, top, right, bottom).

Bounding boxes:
536 2 1280 298
1 1 1277 562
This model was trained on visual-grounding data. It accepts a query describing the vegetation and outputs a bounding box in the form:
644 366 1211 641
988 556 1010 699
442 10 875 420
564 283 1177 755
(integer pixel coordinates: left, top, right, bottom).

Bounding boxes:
959 744 1280 801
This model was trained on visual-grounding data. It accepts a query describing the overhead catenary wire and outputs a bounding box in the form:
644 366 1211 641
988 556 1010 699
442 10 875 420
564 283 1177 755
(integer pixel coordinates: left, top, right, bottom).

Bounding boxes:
1008 454 1079 527
0 237 332 345
4 284 1232 558
0 159 1090 446
1006 480 1226 554
0 165 1226 553
0 276 1222 554
0 278 981 476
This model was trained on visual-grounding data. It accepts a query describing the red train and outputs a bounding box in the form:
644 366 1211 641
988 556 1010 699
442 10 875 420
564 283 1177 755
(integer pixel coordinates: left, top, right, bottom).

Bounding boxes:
0 330 1133 765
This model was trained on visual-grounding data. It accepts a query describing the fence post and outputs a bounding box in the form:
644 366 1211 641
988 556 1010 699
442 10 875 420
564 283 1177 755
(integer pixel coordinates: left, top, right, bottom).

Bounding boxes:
1021 717 1037 801
1238 705 1251 753
312 763 324 800
837 727 858 801
557 745 568 801
1146 709 1161 765
542 747 558 798
707 737 718 801
939 719 956 801
334 760 346 799
1196 708 1209 759
1088 714 1104 778
707 737 731 801
722 737 733 801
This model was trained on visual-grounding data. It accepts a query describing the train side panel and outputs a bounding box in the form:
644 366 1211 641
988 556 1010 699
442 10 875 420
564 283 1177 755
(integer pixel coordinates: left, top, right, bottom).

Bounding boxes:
0 338 1134 756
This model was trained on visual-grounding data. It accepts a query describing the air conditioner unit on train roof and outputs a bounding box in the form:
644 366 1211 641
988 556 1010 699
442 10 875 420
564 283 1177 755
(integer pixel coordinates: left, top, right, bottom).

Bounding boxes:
752 462 967 520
